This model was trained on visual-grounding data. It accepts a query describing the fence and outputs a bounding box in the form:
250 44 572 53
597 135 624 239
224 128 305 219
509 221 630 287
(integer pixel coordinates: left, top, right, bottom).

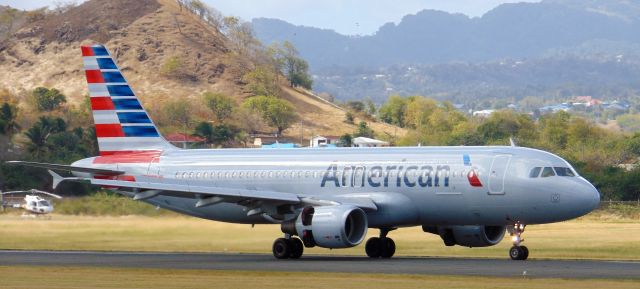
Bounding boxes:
598 200 640 208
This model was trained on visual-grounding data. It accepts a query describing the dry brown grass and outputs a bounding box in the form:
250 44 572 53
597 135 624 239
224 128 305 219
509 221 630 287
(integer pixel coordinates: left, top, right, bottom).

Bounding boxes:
0 214 638 260
0 266 638 289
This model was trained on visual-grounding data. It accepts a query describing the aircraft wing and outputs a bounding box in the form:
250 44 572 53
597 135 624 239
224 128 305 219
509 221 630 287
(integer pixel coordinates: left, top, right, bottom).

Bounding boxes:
79 177 301 204
59 175 377 212
6 161 124 176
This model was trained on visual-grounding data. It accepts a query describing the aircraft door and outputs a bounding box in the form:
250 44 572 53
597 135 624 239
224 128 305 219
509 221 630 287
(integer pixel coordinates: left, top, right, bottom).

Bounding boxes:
488 155 511 195
147 157 164 183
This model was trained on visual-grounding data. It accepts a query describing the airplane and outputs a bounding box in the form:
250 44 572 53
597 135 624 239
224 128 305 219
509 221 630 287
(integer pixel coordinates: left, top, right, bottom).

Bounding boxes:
1 189 62 216
8 45 600 260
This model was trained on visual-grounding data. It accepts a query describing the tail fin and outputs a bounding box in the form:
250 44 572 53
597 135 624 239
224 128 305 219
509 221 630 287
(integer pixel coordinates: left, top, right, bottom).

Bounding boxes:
81 44 176 156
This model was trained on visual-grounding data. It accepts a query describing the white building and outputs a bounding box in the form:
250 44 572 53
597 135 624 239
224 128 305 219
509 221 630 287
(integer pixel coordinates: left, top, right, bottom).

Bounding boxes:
310 135 339 147
352 137 389 148
472 109 495 118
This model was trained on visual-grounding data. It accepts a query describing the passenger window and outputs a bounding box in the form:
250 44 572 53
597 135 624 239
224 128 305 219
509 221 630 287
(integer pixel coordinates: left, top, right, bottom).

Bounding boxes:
554 167 576 177
529 167 542 178
541 167 555 178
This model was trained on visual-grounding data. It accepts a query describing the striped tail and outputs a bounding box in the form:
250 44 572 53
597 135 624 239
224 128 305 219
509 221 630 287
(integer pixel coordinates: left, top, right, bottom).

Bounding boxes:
81 44 176 160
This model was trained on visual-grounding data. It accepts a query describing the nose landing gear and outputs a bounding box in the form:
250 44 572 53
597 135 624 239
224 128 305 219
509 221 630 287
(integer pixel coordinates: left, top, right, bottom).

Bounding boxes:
508 223 529 260
365 228 396 258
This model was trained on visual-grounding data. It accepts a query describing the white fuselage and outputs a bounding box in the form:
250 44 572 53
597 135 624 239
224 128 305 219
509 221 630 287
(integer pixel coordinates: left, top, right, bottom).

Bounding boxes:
72 146 600 228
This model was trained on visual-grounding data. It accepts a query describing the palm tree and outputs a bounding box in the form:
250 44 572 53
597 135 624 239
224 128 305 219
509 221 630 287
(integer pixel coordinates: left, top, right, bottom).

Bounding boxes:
0 103 20 135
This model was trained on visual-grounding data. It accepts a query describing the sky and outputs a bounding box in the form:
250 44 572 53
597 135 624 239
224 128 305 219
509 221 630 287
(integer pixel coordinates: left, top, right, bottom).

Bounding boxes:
2 0 540 35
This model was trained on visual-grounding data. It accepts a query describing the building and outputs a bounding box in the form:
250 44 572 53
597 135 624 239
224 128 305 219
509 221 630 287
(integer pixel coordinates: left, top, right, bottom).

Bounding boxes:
310 135 339 147
472 109 495 118
261 143 299 148
165 132 205 149
352 137 389 148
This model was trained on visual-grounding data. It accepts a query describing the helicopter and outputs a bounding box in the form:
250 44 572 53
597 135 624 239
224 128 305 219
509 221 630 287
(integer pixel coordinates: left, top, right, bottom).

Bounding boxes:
1 189 62 216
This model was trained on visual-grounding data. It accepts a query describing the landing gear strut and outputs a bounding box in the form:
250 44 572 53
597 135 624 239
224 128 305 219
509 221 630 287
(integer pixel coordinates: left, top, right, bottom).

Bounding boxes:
272 236 304 259
365 228 396 258
508 223 529 261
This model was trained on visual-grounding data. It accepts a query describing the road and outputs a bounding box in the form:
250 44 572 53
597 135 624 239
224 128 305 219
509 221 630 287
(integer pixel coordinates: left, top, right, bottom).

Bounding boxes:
1 250 638 279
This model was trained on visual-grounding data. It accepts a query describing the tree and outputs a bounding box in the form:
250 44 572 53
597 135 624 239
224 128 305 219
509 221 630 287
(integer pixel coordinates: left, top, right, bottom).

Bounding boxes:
160 56 194 81
338 134 353 147
404 96 438 129
195 121 240 147
242 95 298 137
354 121 375 138
539 111 570 150
31 87 67 111
194 121 214 144
280 41 312 89
24 116 67 159
346 101 365 112
378 95 408 127
0 8 18 38
344 111 354 124
203 92 235 123
163 99 193 134
0 102 19 135
243 65 280 96
223 16 259 56
364 98 377 116
189 0 207 18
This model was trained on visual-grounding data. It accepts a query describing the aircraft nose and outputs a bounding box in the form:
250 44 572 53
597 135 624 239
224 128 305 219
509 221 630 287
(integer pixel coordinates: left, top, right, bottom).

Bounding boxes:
578 177 600 213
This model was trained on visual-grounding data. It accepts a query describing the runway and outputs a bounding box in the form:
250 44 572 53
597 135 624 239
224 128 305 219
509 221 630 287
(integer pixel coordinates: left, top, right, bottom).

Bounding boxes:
1 250 639 279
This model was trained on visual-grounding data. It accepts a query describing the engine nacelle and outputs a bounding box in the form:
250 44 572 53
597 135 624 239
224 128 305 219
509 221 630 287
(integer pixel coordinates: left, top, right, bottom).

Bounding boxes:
422 225 506 247
282 205 368 249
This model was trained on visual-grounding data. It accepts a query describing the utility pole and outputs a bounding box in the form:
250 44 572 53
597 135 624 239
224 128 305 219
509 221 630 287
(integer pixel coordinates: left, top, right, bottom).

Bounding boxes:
299 120 304 147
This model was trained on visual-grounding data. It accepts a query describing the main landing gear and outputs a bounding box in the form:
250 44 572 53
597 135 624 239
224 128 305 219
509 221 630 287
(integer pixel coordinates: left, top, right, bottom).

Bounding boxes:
508 223 529 261
365 228 396 258
272 236 304 259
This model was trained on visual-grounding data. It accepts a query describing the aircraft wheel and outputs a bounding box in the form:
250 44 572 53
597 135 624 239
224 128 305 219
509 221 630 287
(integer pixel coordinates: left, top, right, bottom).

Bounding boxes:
520 245 529 260
272 238 291 259
365 237 382 258
380 238 396 258
289 237 304 259
509 246 528 260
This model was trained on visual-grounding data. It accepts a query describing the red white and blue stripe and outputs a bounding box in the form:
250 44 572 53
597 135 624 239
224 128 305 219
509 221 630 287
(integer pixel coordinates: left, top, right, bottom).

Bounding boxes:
82 45 174 162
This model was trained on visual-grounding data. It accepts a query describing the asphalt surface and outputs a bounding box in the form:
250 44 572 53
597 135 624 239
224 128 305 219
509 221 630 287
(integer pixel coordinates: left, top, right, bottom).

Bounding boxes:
1 250 639 279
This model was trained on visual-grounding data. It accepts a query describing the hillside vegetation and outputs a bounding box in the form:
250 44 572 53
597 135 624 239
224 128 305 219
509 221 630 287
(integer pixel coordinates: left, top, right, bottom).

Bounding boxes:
0 0 404 193
0 0 403 141
252 0 640 103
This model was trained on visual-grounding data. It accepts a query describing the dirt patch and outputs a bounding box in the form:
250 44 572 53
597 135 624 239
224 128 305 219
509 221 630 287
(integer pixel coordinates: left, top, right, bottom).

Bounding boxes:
16 0 161 44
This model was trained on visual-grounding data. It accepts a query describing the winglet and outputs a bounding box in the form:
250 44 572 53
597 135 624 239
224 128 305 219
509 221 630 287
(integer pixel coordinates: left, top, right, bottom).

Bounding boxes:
48 170 64 189
509 137 517 147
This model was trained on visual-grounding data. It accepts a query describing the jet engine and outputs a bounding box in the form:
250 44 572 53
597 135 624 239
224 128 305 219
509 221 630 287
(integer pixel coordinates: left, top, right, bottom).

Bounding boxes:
422 225 506 247
281 205 368 249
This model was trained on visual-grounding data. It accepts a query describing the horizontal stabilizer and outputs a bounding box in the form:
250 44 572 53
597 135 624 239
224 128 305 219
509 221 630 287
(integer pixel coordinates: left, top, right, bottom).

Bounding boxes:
6 161 124 176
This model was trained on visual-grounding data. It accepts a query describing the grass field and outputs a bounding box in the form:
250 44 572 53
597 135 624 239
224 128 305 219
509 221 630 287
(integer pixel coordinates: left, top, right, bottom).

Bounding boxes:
0 266 638 289
0 212 639 260
1 209 639 289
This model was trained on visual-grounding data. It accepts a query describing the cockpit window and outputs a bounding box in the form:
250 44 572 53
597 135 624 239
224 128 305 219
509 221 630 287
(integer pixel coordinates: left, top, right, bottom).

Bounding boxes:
529 167 542 178
38 200 49 206
541 167 555 178
554 167 575 177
